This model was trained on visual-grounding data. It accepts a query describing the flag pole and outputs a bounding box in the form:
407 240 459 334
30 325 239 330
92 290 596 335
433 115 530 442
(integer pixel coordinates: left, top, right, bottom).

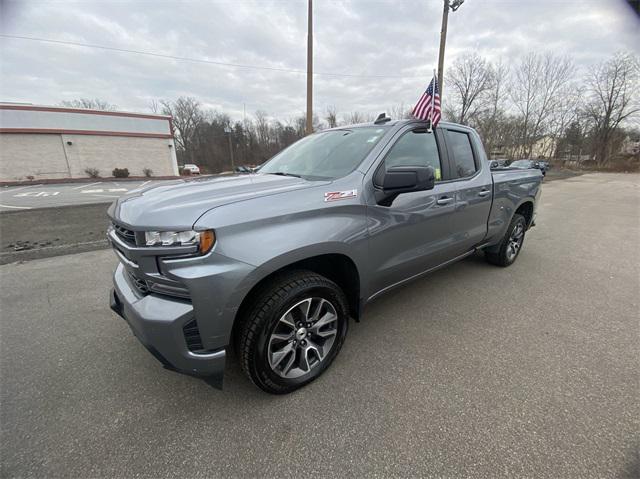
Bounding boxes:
428 69 437 132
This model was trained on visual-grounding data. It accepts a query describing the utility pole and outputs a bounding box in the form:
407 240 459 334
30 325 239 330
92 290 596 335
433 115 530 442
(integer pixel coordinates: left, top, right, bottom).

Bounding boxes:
437 0 464 102
306 0 313 135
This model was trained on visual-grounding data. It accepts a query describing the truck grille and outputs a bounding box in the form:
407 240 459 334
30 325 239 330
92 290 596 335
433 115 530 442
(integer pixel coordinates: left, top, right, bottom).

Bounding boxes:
113 223 137 245
183 319 205 353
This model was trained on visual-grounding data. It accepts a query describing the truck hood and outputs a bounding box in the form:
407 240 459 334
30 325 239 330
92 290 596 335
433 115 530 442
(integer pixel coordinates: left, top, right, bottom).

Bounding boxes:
108 174 321 229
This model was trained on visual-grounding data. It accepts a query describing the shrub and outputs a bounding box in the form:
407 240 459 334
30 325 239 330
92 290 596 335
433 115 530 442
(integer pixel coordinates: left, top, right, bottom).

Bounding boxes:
142 167 153 177
85 168 100 178
112 168 130 178
26 175 35 181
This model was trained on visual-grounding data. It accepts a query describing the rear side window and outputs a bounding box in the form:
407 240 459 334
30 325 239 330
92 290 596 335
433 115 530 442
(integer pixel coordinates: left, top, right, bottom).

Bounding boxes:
447 131 477 179
384 130 442 181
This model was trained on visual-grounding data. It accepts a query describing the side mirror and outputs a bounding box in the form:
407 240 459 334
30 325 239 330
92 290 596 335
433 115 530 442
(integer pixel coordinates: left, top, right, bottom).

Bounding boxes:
375 166 435 206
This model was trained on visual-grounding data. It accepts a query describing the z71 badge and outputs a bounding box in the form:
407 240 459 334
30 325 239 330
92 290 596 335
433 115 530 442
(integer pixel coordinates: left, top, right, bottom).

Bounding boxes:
324 189 358 202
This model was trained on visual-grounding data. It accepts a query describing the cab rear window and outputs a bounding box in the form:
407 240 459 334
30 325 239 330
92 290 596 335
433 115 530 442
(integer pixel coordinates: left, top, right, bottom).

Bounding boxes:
446 131 477 179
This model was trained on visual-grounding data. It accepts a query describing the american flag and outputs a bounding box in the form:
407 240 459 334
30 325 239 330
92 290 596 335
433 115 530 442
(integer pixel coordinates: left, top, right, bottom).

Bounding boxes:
412 76 441 127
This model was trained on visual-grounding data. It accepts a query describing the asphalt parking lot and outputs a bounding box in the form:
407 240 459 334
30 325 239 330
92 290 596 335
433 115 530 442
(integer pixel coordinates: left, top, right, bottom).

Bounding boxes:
0 180 172 211
1 173 638 478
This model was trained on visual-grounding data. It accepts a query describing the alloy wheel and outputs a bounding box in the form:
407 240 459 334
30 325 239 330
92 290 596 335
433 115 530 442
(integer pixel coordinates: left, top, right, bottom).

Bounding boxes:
506 222 525 261
267 297 338 379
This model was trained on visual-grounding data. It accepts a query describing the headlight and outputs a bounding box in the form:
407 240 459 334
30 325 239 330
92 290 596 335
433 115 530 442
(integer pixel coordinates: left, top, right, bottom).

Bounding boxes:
145 230 215 254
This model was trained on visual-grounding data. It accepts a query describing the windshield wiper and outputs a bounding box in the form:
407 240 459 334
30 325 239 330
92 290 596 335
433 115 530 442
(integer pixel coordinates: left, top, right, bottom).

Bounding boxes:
267 172 302 178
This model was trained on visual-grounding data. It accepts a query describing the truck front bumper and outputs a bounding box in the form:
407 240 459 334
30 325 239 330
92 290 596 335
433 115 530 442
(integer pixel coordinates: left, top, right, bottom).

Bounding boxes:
110 263 225 388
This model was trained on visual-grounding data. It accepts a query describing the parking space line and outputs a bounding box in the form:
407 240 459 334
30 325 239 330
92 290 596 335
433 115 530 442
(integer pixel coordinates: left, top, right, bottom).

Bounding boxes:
0 204 33 210
90 194 119 198
72 182 100 190
1 184 43 193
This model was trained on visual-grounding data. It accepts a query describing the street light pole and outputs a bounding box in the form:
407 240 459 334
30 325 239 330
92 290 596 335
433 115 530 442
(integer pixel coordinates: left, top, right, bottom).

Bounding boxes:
306 0 313 135
437 0 464 103
224 126 235 172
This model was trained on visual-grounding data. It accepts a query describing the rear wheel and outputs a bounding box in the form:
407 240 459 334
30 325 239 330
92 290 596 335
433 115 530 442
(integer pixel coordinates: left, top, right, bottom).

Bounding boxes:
236 270 349 394
485 213 527 267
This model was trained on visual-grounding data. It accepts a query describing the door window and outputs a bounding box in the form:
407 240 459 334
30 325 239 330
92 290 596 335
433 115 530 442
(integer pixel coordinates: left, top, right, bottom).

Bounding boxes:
447 131 477 179
383 130 443 181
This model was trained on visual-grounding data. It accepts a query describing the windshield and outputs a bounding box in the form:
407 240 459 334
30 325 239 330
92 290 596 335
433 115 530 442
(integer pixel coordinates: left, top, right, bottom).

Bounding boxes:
510 160 531 167
259 127 388 180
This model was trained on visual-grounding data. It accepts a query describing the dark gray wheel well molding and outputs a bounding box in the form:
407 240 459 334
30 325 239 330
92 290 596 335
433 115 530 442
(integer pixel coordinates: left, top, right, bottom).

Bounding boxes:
234 253 362 330
515 201 534 227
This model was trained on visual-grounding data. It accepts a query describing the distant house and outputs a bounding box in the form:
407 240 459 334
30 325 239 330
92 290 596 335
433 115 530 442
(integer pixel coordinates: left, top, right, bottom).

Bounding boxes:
490 135 557 160
0 104 179 181
622 136 640 155
529 135 557 159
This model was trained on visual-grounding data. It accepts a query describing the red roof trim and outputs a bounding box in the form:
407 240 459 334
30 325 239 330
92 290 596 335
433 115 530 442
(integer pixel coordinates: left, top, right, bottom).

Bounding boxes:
0 128 173 139
0 104 172 121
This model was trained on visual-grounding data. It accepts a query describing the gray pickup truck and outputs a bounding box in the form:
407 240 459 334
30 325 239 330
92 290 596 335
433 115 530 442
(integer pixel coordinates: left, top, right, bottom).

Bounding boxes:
108 119 542 394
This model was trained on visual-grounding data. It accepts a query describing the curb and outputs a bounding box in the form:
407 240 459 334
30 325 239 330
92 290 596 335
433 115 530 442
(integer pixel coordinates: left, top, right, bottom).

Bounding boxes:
0 240 110 265
0 176 183 187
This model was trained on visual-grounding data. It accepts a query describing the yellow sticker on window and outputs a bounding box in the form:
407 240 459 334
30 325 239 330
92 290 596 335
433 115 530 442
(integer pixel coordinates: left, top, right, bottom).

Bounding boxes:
435 168 442 181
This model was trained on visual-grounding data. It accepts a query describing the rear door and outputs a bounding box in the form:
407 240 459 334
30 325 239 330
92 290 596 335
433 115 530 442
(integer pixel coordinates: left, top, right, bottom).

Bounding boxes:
365 126 460 295
442 127 493 253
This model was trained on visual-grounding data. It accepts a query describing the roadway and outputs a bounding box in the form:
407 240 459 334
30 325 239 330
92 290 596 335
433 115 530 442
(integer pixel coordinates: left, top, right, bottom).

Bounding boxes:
1 173 638 478
0 180 172 211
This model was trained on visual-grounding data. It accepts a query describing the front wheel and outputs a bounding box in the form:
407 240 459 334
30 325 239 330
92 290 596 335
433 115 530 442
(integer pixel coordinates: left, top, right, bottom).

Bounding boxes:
485 213 527 267
236 270 349 394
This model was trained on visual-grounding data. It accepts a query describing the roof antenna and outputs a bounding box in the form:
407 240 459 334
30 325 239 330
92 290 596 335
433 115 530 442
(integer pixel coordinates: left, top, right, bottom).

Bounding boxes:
374 112 391 124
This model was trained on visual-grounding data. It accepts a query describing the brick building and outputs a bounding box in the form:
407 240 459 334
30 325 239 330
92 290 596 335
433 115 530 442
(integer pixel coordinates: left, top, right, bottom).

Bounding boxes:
0 104 179 181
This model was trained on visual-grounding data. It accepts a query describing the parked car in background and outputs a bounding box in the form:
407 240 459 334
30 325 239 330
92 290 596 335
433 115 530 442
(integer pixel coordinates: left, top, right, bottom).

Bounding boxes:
489 159 510 169
510 159 546 176
181 164 201 175
108 119 542 394
538 160 550 173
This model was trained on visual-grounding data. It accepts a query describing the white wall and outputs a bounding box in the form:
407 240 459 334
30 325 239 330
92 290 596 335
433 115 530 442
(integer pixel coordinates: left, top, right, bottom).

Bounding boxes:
1 108 171 136
0 134 70 180
0 133 178 181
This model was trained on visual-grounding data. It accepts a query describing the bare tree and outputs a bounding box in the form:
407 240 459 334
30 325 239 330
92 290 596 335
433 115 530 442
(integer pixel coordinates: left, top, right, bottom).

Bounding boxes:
291 116 304 137
346 111 373 124
546 87 583 158
149 99 161 114
254 110 271 147
159 97 204 163
325 106 338 128
389 103 412 120
446 53 495 124
584 52 640 165
487 60 509 123
509 53 574 157
60 98 117 111
475 59 510 157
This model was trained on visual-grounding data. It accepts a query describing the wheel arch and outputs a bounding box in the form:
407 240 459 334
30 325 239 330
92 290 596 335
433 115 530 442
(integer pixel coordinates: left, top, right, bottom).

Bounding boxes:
231 251 362 344
515 199 535 228
485 197 535 252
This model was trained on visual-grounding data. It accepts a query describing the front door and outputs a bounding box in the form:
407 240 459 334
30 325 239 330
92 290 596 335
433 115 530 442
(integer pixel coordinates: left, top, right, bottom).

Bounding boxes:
366 127 459 296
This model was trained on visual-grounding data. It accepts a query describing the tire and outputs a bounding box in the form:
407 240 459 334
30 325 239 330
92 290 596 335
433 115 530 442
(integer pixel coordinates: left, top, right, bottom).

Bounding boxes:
485 213 527 267
235 270 349 394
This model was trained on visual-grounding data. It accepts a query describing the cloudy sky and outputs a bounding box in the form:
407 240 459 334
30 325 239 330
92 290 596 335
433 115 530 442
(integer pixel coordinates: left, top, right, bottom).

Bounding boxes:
1 0 638 122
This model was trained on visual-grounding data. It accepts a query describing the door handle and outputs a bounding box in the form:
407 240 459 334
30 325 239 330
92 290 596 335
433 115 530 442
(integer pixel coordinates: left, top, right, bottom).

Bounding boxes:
436 196 454 205
478 189 491 197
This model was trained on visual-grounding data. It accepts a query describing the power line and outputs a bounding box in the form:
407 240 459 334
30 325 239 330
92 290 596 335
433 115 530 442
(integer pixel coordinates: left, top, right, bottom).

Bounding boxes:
0 34 424 80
